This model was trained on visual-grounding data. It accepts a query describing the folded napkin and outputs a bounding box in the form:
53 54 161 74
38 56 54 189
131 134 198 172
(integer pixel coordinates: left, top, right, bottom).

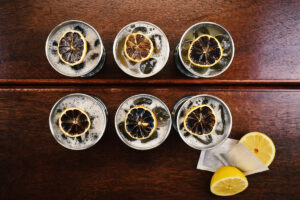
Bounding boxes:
197 138 269 176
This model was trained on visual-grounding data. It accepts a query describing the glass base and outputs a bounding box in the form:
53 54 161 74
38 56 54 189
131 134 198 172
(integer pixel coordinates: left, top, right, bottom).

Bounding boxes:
81 48 106 77
174 44 199 78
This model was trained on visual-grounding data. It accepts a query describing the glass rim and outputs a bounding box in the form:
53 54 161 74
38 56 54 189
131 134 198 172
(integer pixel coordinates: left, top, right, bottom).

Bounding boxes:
49 93 108 150
112 21 170 78
114 93 172 150
178 22 235 78
176 94 233 150
45 20 104 77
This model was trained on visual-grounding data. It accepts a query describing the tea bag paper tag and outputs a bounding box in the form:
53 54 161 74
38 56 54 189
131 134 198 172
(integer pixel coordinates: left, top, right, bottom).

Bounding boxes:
197 138 269 176
197 138 238 172
218 143 269 176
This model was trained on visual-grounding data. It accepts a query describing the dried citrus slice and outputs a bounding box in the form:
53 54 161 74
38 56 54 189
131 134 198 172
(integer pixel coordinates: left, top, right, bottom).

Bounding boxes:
58 107 91 137
183 104 217 136
58 30 87 66
210 166 248 196
124 33 154 63
188 34 223 67
125 106 157 139
239 132 276 166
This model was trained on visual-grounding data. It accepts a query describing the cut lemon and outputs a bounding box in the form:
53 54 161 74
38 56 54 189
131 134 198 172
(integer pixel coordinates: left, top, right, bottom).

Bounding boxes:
125 105 157 139
183 104 217 137
58 30 87 66
210 166 248 196
239 132 276 166
58 107 91 137
124 33 154 63
188 34 223 67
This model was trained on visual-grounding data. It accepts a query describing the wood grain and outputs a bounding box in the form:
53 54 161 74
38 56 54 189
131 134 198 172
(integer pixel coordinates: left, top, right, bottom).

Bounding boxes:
0 0 299 83
0 87 299 200
0 0 299 199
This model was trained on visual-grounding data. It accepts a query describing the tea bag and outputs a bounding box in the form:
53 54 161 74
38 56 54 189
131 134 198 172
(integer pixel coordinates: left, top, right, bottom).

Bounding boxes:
197 138 269 176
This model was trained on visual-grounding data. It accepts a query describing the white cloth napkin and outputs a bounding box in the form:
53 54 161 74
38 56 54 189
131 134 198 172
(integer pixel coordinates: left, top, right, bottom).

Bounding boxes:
197 138 269 176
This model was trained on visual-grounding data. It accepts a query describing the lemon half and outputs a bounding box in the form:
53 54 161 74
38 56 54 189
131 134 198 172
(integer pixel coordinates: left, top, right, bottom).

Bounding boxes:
240 132 276 166
210 166 248 196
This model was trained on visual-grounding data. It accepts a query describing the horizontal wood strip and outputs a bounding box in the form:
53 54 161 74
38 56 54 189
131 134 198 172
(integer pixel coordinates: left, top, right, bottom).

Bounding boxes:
0 88 299 199
0 79 299 86
0 0 299 81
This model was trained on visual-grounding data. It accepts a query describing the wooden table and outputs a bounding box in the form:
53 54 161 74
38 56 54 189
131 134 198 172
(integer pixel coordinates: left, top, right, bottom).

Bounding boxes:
0 0 299 199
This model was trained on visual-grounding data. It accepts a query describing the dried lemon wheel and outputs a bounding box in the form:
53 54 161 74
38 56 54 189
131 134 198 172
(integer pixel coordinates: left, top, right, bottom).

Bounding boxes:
58 30 87 66
58 107 91 137
124 106 157 139
183 104 217 136
188 34 223 67
124 32 154 63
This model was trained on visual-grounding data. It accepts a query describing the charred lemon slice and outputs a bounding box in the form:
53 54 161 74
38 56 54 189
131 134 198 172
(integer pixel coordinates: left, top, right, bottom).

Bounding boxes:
124 105 157 139
58 30 87 66
124 33 154 63
58 107 91 137
184 105 217 136
188 34 223 67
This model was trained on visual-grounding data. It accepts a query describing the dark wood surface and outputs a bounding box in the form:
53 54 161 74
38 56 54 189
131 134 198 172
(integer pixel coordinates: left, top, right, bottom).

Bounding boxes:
0 0 300 199
0 0 299 84
0 87 300 200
